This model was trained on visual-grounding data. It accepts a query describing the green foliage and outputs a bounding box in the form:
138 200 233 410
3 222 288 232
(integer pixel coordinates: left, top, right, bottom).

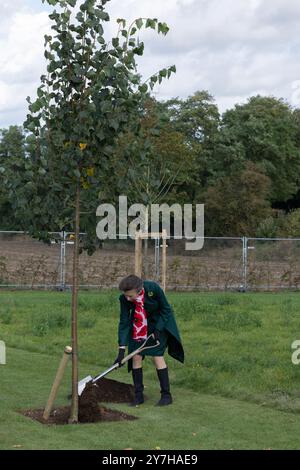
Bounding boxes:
3 0 176 250
278 208 300 237
0 126 27 229
2 54 300 239
256 216 278 238
99 98 198 211
219 95 300 203
31 310 70 336
205 162 273 236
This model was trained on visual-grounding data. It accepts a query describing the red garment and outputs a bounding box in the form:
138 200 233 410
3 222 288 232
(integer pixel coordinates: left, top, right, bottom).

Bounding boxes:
132 288 148 341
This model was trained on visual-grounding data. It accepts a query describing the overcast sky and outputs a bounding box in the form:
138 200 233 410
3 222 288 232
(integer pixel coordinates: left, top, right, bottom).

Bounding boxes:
1 0 300 128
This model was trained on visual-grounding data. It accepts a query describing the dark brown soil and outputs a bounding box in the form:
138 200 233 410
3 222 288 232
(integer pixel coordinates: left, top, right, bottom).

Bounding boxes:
21 405 136 425
92 377 135 403
20 378 137 425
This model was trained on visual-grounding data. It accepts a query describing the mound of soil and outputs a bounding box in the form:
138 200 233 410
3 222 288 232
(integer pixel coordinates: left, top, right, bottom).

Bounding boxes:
92 377 135 403
21 378 137 425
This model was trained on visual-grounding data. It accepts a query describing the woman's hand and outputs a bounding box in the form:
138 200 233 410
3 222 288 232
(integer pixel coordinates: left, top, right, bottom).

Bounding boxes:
114 347 126 367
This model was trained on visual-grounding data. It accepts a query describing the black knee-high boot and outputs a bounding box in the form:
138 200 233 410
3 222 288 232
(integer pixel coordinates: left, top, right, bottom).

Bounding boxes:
130 368 144 406
156 367 173 406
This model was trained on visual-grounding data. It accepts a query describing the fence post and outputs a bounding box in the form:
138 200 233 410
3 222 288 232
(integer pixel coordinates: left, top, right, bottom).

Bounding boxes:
135 232 143 277
60 231 66 291
242 237 248 291
154 237 160 282
161 230 167 292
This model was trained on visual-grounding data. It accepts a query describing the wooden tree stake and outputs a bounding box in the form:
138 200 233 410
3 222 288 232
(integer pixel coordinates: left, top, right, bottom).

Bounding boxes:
135 230 168 291
43 346 72 421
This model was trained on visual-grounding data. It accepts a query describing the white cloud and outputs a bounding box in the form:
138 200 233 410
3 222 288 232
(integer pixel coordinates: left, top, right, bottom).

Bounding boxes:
0 0 300 127
0 5 51 125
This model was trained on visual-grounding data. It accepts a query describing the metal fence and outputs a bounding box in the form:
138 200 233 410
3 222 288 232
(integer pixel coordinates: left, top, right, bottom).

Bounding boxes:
1 231 300 291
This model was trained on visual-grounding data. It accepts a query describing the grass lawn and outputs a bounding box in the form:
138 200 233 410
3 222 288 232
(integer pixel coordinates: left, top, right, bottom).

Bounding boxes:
1 289 300 449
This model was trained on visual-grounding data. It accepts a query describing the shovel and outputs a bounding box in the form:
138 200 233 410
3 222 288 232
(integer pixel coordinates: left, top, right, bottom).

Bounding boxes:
78 333 160 396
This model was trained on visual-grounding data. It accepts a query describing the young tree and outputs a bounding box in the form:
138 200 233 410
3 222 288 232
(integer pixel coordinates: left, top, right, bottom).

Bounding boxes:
3 0 176 423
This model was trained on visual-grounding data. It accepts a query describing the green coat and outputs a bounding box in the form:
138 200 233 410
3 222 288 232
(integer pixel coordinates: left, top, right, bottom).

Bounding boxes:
118 280 184 371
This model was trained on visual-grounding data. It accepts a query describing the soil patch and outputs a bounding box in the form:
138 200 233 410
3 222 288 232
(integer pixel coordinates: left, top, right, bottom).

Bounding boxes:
21 405 136 425
20 378 137 424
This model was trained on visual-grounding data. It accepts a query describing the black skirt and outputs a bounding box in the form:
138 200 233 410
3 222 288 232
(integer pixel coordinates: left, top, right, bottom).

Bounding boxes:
128 325 169 357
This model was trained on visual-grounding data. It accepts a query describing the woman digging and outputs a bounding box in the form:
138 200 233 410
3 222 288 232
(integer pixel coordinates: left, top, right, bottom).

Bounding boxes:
114 274 184 407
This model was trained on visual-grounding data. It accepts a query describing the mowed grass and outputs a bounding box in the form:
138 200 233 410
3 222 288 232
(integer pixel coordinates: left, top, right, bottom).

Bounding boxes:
1 289 300 449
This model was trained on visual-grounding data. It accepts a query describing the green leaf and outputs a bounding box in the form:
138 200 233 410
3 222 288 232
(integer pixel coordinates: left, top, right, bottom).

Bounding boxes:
158 22 170 35
139 83 148 93
44 35 52 44
146 19 157 30
97 11 110 21
136 18 143 29
112 37 119 48
134 42 144 56
30 99 43 113
159 69 167 78
73 169 81 178
109 119 119 131
117 18 126 27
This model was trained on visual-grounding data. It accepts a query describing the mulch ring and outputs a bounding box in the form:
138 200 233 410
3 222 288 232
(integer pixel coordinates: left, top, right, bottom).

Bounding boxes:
20 378 138 425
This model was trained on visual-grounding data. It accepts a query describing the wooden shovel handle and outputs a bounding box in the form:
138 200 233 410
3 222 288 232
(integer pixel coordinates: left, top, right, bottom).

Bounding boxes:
120 334 160 365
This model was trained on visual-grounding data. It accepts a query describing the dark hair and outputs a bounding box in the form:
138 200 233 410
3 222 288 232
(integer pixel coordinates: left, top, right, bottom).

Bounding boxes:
119 275 143 292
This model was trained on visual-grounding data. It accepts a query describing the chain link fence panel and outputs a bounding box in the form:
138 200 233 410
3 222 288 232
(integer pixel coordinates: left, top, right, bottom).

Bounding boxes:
1 231 300 291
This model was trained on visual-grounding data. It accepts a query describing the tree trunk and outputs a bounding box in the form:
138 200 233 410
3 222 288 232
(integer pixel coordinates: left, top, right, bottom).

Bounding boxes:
69 182 80 424
143 205 149 278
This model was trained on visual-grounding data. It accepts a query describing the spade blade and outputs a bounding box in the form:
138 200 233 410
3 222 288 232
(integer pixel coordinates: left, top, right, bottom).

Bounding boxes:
78 375 93 396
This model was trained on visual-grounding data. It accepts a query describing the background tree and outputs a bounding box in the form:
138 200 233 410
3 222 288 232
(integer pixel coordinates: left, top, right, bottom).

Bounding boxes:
219 96 300 203
204 162 273 236
161 91 221 201
0 126 26 229
98 96 198 274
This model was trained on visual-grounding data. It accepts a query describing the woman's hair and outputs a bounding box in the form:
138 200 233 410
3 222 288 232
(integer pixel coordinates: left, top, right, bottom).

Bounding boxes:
118 275 143 292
